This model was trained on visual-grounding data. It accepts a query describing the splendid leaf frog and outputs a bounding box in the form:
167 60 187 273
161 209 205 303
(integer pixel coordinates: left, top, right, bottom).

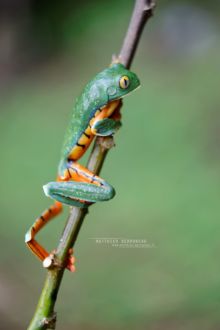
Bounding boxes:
25 63 140 271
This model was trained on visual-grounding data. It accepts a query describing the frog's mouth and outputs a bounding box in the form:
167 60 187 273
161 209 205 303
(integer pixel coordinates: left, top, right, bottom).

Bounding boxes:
120 84 141 99
108 84 141 104
97 84 140 118
105 84 140 106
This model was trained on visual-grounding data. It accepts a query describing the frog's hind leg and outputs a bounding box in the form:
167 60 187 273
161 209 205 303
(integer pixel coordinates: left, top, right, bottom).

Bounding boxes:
43 162 115 208
25 201 62 261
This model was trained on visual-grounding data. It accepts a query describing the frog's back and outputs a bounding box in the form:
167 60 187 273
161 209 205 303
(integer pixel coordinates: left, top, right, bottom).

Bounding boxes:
59 72 109 174
58 63 140 176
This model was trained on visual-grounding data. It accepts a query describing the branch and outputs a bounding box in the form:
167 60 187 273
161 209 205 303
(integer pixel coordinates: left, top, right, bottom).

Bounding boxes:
119 0 155 68
27 1 156 329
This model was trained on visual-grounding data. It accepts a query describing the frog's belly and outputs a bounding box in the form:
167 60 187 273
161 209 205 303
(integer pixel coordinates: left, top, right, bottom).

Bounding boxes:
68 99 120 161
69 126 94 161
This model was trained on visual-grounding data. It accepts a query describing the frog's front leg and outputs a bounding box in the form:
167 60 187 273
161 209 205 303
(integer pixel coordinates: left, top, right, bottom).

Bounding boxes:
91 118 121 136
43 162 115 208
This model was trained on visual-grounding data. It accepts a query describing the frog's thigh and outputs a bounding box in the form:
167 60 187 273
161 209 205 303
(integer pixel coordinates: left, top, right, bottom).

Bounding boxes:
43 180 115 207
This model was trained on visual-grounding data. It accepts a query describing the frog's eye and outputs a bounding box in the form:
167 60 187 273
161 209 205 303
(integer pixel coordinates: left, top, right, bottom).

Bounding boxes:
119 76 130 89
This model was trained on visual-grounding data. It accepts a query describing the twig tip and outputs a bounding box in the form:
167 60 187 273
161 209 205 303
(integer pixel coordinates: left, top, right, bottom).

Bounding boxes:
144 1 156 12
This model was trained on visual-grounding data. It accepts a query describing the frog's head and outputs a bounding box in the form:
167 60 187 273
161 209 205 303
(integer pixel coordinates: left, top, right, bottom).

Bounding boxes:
98 63 140 103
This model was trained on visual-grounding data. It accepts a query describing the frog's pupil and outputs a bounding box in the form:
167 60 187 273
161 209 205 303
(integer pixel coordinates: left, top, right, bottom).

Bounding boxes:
119 76 129 89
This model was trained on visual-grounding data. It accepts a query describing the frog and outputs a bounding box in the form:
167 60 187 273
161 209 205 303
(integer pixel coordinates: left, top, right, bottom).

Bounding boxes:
25 63 140 271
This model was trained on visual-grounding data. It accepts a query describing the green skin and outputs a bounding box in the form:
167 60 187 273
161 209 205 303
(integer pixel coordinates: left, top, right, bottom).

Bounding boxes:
43 63 140 208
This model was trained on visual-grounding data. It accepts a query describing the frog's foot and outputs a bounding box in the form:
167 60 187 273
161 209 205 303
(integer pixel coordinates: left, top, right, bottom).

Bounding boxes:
66 248 76 272
43 248 76 272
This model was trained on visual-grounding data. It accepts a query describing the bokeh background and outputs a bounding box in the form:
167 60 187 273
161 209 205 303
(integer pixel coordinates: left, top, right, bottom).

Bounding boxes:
1 0 220 329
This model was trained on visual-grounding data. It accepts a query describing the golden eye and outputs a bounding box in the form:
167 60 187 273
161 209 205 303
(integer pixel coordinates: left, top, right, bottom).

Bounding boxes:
119 76 130 89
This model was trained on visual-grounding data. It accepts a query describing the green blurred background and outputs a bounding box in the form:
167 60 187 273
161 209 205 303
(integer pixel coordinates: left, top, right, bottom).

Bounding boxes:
1 1 220 329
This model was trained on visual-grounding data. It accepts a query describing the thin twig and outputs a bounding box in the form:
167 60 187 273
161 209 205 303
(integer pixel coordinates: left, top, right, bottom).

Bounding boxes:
120 0 155 68
27 1 155 329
